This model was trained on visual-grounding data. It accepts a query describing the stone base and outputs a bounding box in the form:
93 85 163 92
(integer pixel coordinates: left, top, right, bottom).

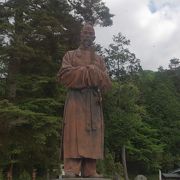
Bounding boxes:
51 177 111 180
62 178 111 180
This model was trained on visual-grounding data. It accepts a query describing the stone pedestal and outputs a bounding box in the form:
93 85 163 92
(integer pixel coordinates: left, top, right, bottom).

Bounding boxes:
51 177 111 180
62 178 111 180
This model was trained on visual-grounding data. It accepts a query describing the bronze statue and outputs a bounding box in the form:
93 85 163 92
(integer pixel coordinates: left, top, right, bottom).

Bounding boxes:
57 23 111 178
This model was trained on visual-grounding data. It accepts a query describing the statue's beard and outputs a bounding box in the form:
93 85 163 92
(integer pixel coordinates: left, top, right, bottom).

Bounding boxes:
81 38 93 48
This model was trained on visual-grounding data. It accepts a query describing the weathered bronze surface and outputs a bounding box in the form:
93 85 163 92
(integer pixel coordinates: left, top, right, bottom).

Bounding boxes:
57 23 111 177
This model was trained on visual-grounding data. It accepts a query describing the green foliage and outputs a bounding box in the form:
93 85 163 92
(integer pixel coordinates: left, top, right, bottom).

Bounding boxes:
16 76 60 99
0 78 6 97
137 68 180 171
127 123 164 172
103 80 164 172
102 32 166 173
105 32 142 80
20 98 63 116
104 82 141 146
97 151 123 178
0 99 61 173
0 0 114 177
0 169 3 180
68 0 114 26
169 58 180 70
19 170 31 180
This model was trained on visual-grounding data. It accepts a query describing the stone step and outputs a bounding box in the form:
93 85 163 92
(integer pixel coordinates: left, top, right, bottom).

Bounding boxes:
51 178 111 180
62 178 111 180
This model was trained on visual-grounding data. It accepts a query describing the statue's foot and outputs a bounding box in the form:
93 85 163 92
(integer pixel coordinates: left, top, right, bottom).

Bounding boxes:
84 173 103 178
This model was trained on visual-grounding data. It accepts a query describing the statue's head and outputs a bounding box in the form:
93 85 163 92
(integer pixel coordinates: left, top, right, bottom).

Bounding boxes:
80 23 95 49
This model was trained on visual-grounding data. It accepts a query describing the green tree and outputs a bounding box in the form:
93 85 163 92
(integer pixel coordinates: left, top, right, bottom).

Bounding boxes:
105 32 141 80
169 58 180 70
104 34 140 179
0 0 74 176
137 69 180 170
168 59 180 93
103 33 163 175
0 0 114 177
67 0 114 26
0 0 81 100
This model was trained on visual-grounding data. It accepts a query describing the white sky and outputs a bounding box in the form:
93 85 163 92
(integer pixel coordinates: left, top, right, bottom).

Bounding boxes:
95 0 180 70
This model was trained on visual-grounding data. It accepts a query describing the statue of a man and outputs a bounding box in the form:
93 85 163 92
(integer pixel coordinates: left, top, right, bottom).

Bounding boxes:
57 23 111 178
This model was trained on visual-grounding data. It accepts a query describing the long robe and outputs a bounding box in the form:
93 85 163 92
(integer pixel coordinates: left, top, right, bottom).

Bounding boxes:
57 48 111 159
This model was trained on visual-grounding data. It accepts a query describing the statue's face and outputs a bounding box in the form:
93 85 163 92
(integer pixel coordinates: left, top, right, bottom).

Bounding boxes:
80 25 95 49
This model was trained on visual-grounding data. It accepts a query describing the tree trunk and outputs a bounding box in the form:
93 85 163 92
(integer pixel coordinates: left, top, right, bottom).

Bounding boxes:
122 145 129 180
47 169 50 180
7 163 13 180
6 60 19 100
6 6 23 100
32 168 36 180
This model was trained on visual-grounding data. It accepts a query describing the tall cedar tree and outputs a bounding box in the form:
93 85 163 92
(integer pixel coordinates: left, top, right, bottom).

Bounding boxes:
0 0 114 177
103 33 163 173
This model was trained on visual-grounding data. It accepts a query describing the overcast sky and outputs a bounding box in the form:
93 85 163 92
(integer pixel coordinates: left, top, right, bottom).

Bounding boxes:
95 0 180 70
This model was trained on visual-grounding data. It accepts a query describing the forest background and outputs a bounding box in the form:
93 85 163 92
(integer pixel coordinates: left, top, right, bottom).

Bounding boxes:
0 0 180 179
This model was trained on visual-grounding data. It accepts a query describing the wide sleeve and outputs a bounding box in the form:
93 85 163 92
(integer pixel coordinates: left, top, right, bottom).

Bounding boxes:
88 57 112 92
57 52 91 89
98 57 112 92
